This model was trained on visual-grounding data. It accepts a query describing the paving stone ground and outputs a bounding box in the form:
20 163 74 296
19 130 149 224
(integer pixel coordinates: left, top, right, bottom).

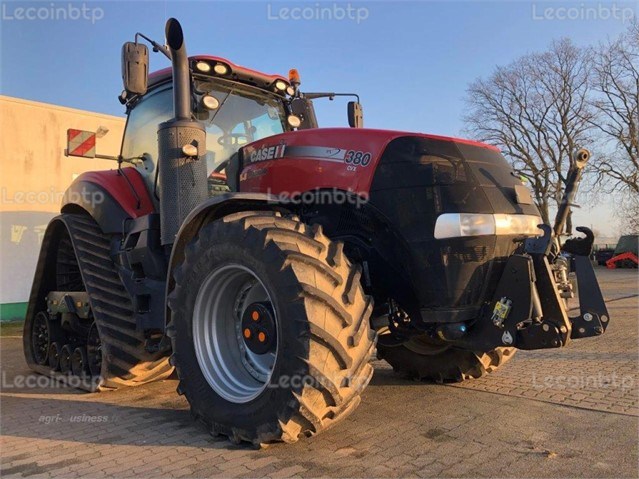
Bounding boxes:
1 267 637 478
453 267 639 416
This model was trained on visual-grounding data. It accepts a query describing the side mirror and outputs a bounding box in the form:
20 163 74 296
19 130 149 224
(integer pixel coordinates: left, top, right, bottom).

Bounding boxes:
348 101 364 128
121 42 148 96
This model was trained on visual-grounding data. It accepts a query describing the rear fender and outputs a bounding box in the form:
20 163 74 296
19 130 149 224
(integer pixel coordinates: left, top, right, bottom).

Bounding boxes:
61 168 154 234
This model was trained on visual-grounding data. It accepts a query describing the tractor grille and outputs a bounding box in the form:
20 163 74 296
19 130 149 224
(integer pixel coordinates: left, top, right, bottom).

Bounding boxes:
442 245 488 264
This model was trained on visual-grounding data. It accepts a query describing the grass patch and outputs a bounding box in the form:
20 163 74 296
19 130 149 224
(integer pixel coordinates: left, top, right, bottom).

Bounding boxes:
1 321 24 337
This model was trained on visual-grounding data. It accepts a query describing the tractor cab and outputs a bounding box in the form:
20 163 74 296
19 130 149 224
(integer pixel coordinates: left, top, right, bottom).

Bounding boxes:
117 54 362 200
119 56 300 199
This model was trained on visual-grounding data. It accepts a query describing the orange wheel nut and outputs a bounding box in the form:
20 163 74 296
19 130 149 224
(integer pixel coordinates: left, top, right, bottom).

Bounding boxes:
251 311 259 321
243 328 251 339
258 332 266 342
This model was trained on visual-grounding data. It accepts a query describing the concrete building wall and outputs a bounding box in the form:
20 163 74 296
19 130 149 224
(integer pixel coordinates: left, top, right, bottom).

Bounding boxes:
0 95 125 318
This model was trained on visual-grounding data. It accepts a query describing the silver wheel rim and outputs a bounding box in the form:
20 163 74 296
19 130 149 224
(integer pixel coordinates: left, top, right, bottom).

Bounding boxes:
193 263 278 403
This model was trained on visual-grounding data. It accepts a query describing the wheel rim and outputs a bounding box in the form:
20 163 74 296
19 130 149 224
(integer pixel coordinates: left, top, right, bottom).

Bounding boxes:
31 312 50 365
193 263 278 403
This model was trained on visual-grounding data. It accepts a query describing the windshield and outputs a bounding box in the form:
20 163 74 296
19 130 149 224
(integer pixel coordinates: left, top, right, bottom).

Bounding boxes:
194 78 287 172
121 80 287 176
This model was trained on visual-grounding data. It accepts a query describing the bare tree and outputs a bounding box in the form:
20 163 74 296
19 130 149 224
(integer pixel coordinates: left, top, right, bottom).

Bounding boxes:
464 39 595 230
590 23 639 195
615 193 639 234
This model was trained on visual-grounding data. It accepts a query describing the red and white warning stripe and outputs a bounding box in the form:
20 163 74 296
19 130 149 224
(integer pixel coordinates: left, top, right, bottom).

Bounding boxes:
67 129 96 158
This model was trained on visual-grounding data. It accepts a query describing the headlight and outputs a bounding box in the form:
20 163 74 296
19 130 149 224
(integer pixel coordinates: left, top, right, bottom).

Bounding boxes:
195 61 211 73
493 214 541 236
201 95 220 110
181 144 198 157
213 63 229 75
434 213 542 239
287 115 301 128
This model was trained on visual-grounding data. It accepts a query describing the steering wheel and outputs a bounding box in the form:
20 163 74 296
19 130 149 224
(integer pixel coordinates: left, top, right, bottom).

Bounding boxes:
217 133 250 147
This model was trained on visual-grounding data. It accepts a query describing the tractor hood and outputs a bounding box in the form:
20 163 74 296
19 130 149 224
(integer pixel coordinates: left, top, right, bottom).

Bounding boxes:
238 127 525 200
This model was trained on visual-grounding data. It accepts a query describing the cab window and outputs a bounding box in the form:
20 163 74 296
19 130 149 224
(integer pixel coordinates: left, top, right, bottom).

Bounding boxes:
122 81 287 177
121 86 172 165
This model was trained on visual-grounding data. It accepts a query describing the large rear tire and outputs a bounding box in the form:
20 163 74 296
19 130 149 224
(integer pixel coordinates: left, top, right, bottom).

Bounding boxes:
168 211 376 444
377 334 515 382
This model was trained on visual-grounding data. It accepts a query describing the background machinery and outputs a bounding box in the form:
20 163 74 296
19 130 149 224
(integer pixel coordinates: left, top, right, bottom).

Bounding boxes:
606 234 639 268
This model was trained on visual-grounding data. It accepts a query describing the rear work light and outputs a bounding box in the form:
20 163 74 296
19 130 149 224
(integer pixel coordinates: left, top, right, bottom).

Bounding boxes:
434 213 542 239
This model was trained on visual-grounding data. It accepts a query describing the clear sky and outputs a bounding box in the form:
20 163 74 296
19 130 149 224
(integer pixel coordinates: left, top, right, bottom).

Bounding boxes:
1 0 636 236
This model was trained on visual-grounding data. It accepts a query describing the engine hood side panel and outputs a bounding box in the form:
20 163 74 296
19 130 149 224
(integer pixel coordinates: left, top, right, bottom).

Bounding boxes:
238 128 397 195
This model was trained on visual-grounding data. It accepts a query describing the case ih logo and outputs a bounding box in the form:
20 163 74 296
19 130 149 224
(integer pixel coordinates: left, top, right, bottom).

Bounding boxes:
248 144 373 169
250 144 287 163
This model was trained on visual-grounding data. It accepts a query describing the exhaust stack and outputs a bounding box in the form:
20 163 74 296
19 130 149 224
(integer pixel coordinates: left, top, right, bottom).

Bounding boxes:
166 18 190 121
157 18 208 245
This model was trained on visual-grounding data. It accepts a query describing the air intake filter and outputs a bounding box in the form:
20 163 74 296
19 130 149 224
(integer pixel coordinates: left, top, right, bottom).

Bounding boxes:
158 118 208 245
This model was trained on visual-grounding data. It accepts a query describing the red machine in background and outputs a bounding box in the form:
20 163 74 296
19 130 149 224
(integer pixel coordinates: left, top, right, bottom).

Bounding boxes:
606 235 639 268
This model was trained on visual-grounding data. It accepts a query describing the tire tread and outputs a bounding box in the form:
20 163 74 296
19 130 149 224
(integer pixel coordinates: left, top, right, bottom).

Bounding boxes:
169 211 375 444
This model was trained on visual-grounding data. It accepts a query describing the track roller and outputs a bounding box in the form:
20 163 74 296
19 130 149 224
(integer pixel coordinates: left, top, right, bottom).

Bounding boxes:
71 347 89 377
59 345 72 374
48 342 62 371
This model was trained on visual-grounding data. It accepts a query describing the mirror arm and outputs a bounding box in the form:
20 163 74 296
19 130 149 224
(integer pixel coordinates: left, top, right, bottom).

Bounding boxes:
303 92 360 102
119 155 146 166
67 151 144 165
93 153 121 161
135 32 171 60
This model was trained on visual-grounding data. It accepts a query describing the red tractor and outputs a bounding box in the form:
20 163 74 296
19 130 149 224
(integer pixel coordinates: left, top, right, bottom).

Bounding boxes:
24 19 609 444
